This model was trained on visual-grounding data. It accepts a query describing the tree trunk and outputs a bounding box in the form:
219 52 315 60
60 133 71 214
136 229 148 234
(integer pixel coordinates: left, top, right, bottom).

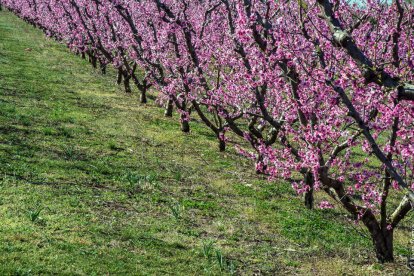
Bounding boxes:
320 173 397 264
363 214 394 263
255 154 267 174
164 99 173 117
100 63 106 75
304 172 314 209
140 87 147 104
218 138 226 152
124 77 132 93
181 120 190 133
81 52 86 59
371 229 394 263
117 69 123 85
180 113 190 133
91 55 97 69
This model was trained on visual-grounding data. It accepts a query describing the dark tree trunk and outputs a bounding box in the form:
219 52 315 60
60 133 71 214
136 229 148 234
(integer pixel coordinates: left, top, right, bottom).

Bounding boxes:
164 99 174 117
320 172 398 264
218 138 226 152
304 172 314 209
90 55 97 69
139 87 147 104
81 52 86 59
372 229 394 262
117 69 123 85
100 62 106 74
363 214 394 263
124 77 132 93
180 108 190 133
181 121 190 133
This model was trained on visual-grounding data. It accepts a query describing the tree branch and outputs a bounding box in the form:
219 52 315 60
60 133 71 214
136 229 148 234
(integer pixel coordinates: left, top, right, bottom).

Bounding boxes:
316 0 414 101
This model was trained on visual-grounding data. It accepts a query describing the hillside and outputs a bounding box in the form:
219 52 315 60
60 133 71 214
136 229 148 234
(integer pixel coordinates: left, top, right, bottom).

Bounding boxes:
0 9 411 275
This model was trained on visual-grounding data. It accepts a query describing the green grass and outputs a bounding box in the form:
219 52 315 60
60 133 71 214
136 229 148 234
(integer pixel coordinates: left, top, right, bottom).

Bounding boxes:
0 10 412 275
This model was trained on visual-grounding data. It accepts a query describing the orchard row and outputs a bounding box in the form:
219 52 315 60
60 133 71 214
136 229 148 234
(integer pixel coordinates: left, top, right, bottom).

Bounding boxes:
1 0 414 263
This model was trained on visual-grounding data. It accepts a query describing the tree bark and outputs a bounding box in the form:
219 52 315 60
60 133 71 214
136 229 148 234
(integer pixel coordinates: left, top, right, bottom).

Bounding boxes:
304 172 314 209
320 174 397 263
100 62 106 74
117 69 123 85
123 76 132 93
398 84 414 101
316 0 414 102
218 137 226 152
255 154 267 174
164 99 173 117
359 195 394 262
180 117 190 133
139 87 147 104
390 195 412 228
370 226 394 263
90 55 97 69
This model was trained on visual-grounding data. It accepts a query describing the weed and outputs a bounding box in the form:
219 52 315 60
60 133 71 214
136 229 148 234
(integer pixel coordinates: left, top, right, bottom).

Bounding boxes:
13 268 33 276
28 206 43 223
108 141 121 151
202 240 215 261
201 240 236 274
174 171 183 182
42 127 55 136
57 126 74 138
215 249 236 274
120 172 158 195
168 201 184 220
63 145 79 160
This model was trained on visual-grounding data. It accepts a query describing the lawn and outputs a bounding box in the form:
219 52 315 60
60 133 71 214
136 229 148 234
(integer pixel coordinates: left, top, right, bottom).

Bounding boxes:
0 9 412 275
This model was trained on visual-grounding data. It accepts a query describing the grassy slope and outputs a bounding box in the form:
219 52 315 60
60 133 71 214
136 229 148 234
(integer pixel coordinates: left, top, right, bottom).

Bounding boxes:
0 10 411 275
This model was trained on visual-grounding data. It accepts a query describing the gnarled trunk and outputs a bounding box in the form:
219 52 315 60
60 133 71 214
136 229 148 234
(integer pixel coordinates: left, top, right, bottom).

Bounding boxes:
320 173 399 263
363 212 394 263
371 228 394 263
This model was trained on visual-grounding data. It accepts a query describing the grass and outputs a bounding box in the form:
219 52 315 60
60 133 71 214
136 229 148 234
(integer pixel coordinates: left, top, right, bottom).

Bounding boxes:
0 9 412 275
